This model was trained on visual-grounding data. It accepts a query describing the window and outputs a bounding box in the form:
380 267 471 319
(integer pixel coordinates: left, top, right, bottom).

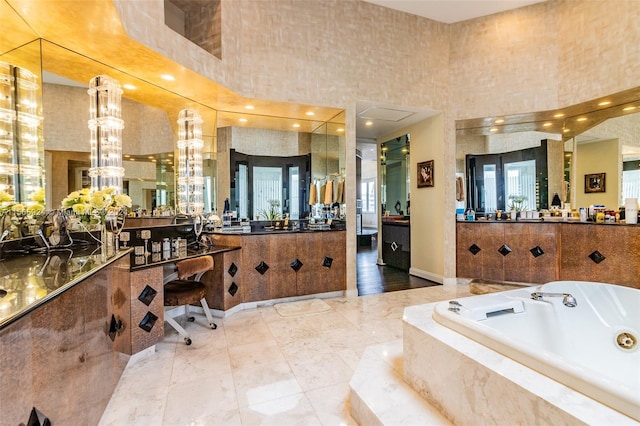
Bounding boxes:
504 160 537 210
361 179 376 213
483 164 497 212
623 169 640 201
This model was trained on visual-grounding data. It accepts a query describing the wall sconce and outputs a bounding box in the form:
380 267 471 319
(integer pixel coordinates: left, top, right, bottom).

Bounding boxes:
88 75 124 193
176 109 204 215
0 61 44 202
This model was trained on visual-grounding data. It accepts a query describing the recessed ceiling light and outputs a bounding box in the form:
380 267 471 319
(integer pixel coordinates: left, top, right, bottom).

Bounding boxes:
598 101 612 106
124 154 130 158
495 119 505 124
245 105 255 110
293 123 301 128
543 122 552 127
239 118 248 122
553 113 565 118
490 127 499 132
623 106 637 111
577 117 588 122
130 158 136 161
161 74 175 81
168 153 173 157
305 111 315 116
337 128 344 132
365 121 373 126
148 156 154 159
123 84 137 90
563 128 570 133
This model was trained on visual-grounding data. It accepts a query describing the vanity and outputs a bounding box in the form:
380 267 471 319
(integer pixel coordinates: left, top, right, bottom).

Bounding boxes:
457 220 640 289
0 246 132 425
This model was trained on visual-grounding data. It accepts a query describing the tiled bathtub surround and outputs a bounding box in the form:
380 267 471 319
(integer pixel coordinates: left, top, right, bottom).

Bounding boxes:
99 285 474 425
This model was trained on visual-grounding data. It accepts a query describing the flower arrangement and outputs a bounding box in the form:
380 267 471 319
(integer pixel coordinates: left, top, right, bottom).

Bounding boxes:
507 195 527 212
0 188 46 214
61 187 132 228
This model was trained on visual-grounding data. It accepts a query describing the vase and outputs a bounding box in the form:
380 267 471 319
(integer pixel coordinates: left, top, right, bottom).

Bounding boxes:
101 226 114 258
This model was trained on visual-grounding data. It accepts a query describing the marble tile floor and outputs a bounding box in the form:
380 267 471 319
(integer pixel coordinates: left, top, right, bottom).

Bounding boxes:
99 284 474 425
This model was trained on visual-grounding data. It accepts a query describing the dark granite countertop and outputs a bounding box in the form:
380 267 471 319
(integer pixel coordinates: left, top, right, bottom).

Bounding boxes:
0 247 131 329
457 218 640 226
130 244 240 271
206 228 346 236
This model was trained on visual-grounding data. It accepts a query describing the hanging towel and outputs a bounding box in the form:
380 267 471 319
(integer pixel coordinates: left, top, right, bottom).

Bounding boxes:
456 176 466 201
309 182 317 205
336 180 344 204
324 180 334 204
320 184 326 205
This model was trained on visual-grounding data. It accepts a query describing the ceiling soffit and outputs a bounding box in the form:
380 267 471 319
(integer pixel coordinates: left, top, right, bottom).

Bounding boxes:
4 0 344 128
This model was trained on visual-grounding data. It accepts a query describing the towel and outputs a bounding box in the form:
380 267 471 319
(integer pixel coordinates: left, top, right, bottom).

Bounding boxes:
320 184 326 205
336 180 344 204
456 176 465 201
309 182 317 205
324 180 334 204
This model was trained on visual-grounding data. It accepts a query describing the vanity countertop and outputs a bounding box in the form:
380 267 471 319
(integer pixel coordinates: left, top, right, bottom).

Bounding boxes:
129 244 241 271
0 247 131 329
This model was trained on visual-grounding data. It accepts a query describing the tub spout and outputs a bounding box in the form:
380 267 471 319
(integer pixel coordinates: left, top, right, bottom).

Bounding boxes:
530 292 577 307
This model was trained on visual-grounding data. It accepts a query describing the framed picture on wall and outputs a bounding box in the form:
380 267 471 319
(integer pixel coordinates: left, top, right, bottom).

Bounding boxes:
585 172 606 193
417 160 434 188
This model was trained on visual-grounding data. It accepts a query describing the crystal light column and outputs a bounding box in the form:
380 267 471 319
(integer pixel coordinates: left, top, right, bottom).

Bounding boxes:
0 61 44 202
176 109 204 215
87 75 124 193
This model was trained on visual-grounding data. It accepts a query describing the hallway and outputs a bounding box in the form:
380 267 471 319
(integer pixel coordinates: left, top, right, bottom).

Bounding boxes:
356 243 440 296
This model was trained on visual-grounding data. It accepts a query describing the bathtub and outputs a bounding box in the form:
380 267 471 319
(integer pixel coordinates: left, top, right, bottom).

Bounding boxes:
432 281 640 422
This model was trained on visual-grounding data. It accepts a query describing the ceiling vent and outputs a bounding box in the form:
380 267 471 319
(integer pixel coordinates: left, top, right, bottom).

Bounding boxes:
358 106 416 122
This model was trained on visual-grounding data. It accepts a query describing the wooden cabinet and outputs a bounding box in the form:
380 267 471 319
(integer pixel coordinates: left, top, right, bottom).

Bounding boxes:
457 222 560 284
381 221 410 271
209 231 346 302
127 266 164 354
457 221 639 288
559 224 640 288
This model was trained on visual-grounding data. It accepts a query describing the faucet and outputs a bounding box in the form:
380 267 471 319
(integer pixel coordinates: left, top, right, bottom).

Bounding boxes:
530 292 577 307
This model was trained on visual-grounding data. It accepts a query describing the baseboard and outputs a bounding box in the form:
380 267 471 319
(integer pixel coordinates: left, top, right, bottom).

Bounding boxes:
409 268 443 284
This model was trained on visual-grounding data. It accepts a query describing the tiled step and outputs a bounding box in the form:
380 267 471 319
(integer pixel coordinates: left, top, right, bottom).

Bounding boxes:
348 341 451 426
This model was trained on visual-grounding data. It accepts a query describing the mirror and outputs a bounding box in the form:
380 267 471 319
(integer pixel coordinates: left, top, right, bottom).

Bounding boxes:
220 110 345 221
457 86 640 213
2 0 346 234
38 40 218 215
380 134 410 216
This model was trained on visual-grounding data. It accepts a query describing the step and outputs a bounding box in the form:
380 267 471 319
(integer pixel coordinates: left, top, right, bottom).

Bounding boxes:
349 341 451 426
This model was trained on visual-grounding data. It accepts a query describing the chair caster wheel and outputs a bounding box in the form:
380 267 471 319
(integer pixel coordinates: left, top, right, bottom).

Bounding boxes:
187 316 195 322
184 337 192 345
210 323 217 329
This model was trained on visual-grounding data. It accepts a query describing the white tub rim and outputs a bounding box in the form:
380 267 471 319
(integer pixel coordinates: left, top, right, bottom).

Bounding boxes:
432 280 640 422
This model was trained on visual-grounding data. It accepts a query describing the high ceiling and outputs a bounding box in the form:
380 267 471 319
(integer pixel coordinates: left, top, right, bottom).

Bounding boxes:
362 0 547 23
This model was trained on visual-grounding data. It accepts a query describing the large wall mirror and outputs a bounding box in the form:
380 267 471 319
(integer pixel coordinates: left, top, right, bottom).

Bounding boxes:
1 25 346 238
457 86 640 214
217 110 345 220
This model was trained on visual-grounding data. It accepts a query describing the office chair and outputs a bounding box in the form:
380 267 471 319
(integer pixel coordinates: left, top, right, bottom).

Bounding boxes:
164 255 217 345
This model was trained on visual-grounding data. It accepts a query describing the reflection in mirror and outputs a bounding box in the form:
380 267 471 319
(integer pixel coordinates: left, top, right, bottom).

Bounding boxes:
0 39 45 209
457 86 640 214
38 41 217 216
380 134 410 216
220 110 345 222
